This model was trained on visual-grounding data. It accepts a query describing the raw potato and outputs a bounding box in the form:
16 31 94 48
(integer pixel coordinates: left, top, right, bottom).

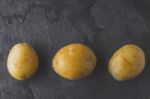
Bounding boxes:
52 43 97 80
108 44 145 81
7 43 39 80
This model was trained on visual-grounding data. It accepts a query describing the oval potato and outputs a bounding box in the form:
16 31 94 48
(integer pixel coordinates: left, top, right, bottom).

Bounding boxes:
52 43 97 80
7 43 39 80
108 44 145 81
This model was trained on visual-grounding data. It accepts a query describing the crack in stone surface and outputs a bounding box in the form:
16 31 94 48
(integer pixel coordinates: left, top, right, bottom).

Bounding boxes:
136 82 145 99
70 10 103 47
133 0 150 29
0 47 2 61
27 83 35 99
0 93 2 99
66 0 102 47
0 3 43 24
0 0 96 24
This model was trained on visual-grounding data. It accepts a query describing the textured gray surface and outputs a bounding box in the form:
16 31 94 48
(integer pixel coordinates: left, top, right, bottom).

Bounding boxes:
0 0 150 99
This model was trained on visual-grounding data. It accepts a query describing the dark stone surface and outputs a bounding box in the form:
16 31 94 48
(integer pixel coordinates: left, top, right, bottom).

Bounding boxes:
0 0 150 99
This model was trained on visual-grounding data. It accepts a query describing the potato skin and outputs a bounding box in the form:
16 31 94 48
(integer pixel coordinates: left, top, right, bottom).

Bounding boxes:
52 43 97 80
7 43 39 80
108 44 145 81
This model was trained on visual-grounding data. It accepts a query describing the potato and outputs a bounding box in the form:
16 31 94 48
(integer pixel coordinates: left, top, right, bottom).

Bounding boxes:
108 44 145 81
52 43 97 80
7 43 39 80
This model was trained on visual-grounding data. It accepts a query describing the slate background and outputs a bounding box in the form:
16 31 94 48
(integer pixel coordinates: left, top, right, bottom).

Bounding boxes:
0 0 150 99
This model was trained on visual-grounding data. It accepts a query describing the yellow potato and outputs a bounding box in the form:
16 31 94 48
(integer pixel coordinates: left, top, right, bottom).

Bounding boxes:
7 43 39 80
52 43 97 80
108 44 145 81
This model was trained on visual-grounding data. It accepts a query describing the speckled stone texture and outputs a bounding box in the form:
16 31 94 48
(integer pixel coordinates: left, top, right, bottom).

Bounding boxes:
0 0 150 99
